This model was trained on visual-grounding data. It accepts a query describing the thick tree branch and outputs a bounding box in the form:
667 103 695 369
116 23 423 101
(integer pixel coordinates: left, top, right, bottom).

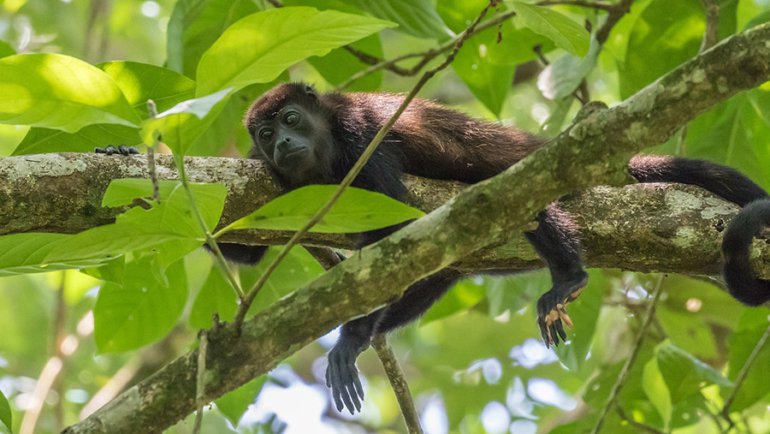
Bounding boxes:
47 21 770 433
0 153 767 278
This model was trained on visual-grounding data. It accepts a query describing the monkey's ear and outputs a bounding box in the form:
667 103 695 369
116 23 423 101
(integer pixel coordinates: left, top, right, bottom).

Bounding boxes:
304 85 319 102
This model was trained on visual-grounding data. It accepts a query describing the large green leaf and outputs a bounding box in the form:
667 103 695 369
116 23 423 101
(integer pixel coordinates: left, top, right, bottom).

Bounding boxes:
47 182 226 262
0 233 110 276
620 0 703 98
224 185 424 234
12 124 141 155
195 7 395 95
100 61 196 119
0 53 140 132
510 2 589 56
189 266 238 329
94 257 188 352
141 88 233 156
537 36 600 100
239 246 324 315
724 310 770 411
342 0 450 39
167 0 260 77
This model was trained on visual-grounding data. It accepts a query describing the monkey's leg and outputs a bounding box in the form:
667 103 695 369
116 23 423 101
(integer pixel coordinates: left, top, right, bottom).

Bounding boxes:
326 311 384 414
525 206 588 348
326 269 463 414
213 243 268 265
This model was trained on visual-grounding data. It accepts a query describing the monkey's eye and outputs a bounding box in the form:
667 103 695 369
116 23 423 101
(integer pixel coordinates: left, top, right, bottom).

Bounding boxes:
284 111 300 126
258 128 273 141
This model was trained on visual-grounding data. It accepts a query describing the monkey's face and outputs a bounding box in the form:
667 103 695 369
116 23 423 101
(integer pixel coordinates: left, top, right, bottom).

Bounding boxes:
250 103 334 187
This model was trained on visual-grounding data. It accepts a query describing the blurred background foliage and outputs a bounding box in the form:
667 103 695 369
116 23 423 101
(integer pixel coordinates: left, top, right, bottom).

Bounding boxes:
0 0 770 433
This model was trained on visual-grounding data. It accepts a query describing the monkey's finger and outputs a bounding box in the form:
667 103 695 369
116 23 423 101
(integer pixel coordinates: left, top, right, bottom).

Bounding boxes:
550 323 560 347
538 318 551 348
340 381 356 415
557 304 574 328
352 369 364 400
554 319 567 343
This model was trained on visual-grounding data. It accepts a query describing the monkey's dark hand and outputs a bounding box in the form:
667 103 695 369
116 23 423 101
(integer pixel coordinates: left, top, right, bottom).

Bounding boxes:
94 145 139 155
325 341 365 414
536 274 587 348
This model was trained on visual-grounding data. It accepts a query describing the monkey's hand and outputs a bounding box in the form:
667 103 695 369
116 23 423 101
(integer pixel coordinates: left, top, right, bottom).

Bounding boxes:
94 145 139 155
325 340 365 414
536 272 588 348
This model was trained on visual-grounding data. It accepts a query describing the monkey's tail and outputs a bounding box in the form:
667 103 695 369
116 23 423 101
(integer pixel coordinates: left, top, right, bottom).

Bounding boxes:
628 155 770 306
627 155 768 206
722 199 770 305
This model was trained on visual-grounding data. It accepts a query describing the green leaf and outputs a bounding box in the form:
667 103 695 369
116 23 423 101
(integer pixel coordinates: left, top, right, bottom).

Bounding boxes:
0 232 109 276
101 178 180 207
48 182 226 262
94 257 188 352
642 358 671 429
421 277 486 325
343 0 451 39
537 36 600 100
510 2 589 56
0 40 15 58
619 0 704 98
100 61 196 119
215 376 267 427
12 124 141 155
724 310 770 411
309 34 384 91
167 0 260 77
656 341 732 402
240 246 324 315
196 7 395 95
226 185 424 233
452 35 515 116
0 53 140 132
0 388 11 431
189 266 238 329
141 88 233 156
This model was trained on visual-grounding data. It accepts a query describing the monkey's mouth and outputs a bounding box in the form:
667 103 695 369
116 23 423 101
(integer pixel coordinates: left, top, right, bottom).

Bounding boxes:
276 148 309 167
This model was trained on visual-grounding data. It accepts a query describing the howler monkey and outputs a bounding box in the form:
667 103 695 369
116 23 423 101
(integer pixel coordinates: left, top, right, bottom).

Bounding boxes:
220 82 770 414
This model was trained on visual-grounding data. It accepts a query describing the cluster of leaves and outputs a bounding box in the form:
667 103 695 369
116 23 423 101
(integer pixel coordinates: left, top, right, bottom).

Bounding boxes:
0 0 768 433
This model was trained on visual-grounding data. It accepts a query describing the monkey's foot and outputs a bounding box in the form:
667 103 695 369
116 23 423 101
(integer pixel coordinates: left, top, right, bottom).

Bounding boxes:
536 272 588 348
94 145 139 155
325 341 365 414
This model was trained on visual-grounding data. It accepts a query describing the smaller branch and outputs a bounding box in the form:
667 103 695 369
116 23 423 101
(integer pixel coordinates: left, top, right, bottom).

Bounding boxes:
192 330 209 434
372 335 422 434
146 100 160 202
536 0 615 11
720 324 770 428
591 274 665 434
336 9 517 90
700 0 720 52
234 1 500 329
596 0 633 44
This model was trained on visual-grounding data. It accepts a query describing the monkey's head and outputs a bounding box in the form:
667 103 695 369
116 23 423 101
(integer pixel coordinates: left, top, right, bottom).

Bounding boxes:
245 83 335 187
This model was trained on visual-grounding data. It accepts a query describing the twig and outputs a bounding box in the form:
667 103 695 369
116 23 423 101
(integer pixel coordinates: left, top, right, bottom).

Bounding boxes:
233 0 501 329
591 274 665 434
720 324 770 429
700 0 720 52
146 100 160 202
372 335 423 433
536 0 616 11
596 0 634 44
192 330 209 434
336 9 517 90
